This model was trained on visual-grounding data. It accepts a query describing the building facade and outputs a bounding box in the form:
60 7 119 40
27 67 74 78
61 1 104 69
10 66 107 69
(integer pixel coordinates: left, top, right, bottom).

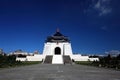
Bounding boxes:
16 29 99 64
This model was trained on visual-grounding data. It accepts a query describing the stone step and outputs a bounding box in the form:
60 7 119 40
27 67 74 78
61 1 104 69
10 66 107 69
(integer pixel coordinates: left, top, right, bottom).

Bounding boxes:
52 55 63 64
63 55 72 64
44 56 53 64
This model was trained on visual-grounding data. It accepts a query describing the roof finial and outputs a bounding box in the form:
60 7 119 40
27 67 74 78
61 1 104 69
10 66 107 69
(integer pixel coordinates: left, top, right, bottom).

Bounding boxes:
56 28 60 32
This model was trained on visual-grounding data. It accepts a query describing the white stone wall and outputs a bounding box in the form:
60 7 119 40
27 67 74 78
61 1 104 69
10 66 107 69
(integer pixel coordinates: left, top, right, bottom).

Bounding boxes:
43 42 73 56
26 55 43 61
16 54 44 61
16 54 99 62
42 43 51 55
16 58 27 61
64 43 73 55
71 54 89 61
71 54 99 61
88 58 99 61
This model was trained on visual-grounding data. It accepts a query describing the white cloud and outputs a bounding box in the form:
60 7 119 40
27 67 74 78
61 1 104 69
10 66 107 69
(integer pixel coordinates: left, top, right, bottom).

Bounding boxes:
84 0 112 16
93 0 112 16
105 50 120 55
94 0 101 9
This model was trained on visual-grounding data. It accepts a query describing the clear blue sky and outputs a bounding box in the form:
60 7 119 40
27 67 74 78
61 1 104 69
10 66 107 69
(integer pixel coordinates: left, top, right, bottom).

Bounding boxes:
0 0 120 54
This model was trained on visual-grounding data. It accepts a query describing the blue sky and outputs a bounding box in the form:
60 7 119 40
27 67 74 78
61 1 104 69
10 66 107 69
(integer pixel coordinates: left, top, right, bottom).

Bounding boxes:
0 0 120 54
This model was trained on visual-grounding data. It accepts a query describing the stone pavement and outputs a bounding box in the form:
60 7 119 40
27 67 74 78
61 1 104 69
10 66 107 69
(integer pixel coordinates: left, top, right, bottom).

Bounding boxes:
0 64 120 80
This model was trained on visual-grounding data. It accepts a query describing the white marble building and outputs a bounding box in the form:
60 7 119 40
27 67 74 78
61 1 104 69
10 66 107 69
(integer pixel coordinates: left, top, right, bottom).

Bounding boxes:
16 29 99 64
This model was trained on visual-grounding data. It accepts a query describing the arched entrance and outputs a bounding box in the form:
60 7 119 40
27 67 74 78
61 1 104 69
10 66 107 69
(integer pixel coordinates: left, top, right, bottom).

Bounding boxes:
55 47 61 55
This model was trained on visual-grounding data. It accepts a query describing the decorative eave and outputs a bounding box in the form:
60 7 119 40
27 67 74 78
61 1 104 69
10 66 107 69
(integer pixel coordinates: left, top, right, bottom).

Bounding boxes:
45 28 70 43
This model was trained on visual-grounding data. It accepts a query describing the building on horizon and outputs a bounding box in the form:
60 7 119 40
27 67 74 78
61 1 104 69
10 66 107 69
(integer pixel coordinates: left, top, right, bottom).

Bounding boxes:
16 29 99 64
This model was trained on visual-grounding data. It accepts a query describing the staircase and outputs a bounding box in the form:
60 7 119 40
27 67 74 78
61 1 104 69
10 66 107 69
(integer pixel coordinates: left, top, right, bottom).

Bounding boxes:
44 56 53 64
52 55 63 64
44 55 72 64
63 55 72 64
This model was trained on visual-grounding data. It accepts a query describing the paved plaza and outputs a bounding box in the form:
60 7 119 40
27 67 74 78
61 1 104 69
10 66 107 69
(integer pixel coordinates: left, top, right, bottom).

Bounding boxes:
0 64 120 80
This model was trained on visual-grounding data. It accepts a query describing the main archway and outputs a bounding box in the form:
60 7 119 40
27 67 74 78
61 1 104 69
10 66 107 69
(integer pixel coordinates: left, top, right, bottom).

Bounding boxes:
54 47 61 55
